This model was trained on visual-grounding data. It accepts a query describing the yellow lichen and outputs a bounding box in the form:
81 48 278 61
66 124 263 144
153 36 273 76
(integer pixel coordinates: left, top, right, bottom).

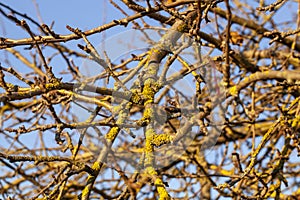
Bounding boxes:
45 81 61 90
152 134 172 147
91 161 101 171
146 166 157 176
112 105 122 114
228 85 238 96
144 107 153 120
143 86 155 103
291 115 300 128
105 127 120 141
144 128 156 166
81 181 91 198
155 178 171 200
131 90 141 104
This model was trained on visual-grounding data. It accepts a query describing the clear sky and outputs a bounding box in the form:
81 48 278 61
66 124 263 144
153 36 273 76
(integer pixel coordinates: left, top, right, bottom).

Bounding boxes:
1 0 121 37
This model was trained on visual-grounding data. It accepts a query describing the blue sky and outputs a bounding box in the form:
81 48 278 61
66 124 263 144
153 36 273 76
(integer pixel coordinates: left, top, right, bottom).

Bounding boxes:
1 0 120 37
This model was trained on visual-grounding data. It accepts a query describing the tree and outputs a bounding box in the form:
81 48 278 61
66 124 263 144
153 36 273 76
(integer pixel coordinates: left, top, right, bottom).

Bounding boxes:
1 0 300 199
